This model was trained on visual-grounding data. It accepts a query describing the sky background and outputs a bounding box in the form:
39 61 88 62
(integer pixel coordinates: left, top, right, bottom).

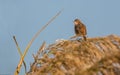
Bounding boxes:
0 0 120 74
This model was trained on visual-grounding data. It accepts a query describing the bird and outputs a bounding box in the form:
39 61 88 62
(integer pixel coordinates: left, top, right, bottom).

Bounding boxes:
71 18 87 41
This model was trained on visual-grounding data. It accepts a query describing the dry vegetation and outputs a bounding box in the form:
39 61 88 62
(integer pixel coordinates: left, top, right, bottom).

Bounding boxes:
26 34 120 75
14 10 63 75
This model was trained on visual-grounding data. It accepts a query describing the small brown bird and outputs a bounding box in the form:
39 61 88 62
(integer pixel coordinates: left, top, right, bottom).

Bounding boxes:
71 19 87 41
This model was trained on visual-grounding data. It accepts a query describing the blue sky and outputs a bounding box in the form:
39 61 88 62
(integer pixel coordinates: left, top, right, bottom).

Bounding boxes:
0 0 120 74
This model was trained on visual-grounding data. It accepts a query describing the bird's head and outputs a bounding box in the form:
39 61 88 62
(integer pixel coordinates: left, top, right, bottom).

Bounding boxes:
74 19 81 26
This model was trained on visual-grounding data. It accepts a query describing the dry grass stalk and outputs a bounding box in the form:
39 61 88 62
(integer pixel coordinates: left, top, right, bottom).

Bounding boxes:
13 36 27 73
14 9 63 75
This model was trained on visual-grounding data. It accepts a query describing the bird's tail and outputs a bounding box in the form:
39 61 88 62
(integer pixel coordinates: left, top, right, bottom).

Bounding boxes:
83 36 87 41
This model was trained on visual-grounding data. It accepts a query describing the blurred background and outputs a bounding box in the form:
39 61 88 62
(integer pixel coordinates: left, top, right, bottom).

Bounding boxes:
0 0 120 74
